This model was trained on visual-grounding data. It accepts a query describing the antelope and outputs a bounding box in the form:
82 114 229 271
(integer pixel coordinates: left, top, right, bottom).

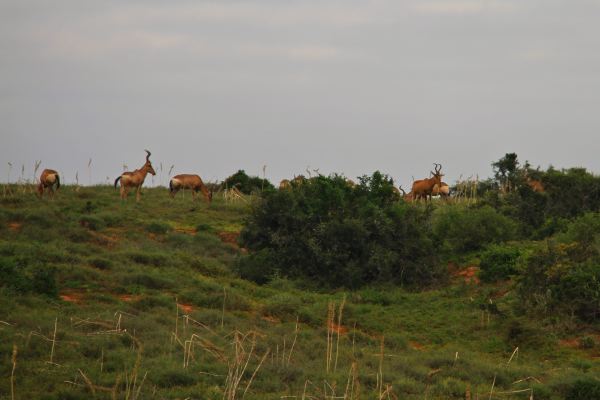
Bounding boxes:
37 169 60 198
279 179 291 190
526 177 544 193
432 182 450 198
169 174 212 203
398 185 414 202
411 163 444 202
114 150 156 202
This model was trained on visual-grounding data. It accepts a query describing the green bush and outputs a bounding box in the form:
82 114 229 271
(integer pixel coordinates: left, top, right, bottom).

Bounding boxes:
79 215 105 231
223 169 274 194
0 256 57 297
479 244 521 282
565 378 600 400
146 221 170 234
518 243 600 322
238 172 440 288
432 205 517 254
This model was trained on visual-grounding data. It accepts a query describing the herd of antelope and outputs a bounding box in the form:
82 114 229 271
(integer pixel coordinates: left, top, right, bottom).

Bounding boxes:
36 150 472 203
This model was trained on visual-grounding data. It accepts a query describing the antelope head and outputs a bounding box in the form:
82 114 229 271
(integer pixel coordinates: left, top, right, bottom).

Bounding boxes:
430 163 443 185
144 149 157 176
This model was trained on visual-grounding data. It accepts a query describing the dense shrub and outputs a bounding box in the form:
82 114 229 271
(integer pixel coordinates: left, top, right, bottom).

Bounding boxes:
518 243 600 322
432 205 517 254
479 244 521 282
146 221 170 234
0 256 58 296
565 378 600 400
238 172 441 288
222 169 274 194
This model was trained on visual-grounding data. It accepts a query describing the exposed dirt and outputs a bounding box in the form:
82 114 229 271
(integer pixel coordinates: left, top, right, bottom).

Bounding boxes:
60 291 85 303
451 264 480 285
7 222 22 231
328 321 348 335
178 303 194 314
218 231 240 245
118 294 141 302
409 341 425 350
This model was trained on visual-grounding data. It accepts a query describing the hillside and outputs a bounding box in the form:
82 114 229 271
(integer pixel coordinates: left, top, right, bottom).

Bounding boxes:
0 185 599 399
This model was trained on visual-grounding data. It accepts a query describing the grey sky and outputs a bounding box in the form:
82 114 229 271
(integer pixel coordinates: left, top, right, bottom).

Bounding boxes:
2 0 600 187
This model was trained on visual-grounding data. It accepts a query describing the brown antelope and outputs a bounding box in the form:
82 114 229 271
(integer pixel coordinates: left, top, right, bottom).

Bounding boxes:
279 179 291 190
114 150 156 202
398 185 414 202
411 163 444 202
526 177 544 193
169 174 212 203
38 169 60 198
432 182 450 198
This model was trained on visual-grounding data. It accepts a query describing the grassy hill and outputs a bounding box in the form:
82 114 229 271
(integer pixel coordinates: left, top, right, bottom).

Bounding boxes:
0 185 598 399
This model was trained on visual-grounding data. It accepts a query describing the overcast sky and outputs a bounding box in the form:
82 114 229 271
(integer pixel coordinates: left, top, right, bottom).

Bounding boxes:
2 0 600 187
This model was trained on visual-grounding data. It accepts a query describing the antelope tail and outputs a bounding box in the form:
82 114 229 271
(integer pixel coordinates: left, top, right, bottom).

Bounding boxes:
169 179 173 193
114 176 121 189
55 174 60 189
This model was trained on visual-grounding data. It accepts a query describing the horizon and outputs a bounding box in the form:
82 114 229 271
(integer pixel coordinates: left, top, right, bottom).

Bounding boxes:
3 1 600 187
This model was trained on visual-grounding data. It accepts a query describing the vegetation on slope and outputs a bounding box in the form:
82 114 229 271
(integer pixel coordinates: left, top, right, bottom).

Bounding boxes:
0 156 599 399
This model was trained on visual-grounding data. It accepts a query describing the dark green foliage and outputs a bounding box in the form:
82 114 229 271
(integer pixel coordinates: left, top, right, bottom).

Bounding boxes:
223 169 274 194
565 379 600 400
154 369 196 388
479 244 521 282
518 243 600 322
79 215 105 231
127 251 169 266
238 172 439 288
0 256 57 297
89 257 113 270
146 221 170 234
432 205 517 254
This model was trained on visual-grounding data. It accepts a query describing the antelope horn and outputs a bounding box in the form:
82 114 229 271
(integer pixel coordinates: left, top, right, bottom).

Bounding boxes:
398 185 406 196
145 149 151 161
434 163 442 173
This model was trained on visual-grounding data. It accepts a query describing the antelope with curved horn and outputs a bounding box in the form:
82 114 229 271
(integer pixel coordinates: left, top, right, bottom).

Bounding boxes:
114 150 156 202
169 174 212 203
411 163 444 202
397 185 414 202
38 169 60 198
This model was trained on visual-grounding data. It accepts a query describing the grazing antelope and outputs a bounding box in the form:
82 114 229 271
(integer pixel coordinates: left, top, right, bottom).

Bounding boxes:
398 185 414 202
37 169 60 198
432 182 450 198
114 150 156 202
411 163 444 202
169 174 212 203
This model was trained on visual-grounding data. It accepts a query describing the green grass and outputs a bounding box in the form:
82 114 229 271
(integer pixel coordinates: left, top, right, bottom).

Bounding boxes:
0 185 598 399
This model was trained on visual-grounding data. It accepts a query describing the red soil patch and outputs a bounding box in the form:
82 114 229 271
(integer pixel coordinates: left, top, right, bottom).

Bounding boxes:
328 321 348 335
178 303 194 314
409 341 425 350
218 231 240 245
7 222 22 231
453 265 480 284
559 338 580 349
60 292 84 303
118 294 141 302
